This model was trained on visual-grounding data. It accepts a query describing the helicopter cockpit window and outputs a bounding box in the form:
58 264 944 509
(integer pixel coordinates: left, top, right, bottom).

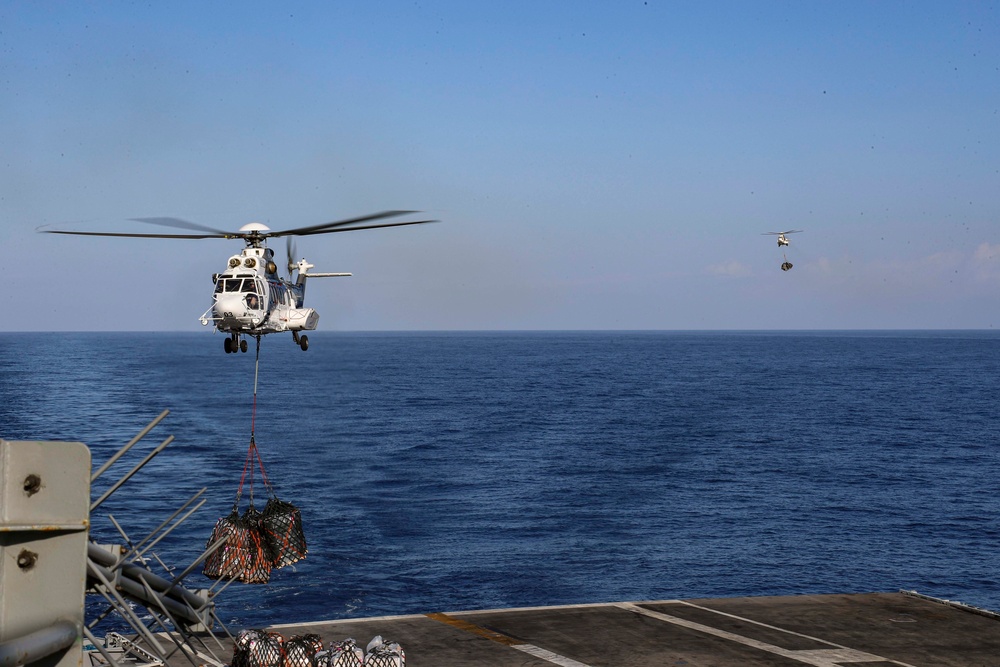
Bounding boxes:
214 278 266 294
215 278 244 294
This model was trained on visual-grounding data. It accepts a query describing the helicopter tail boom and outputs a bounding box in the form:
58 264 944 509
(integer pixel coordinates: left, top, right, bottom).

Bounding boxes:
299 272 352 278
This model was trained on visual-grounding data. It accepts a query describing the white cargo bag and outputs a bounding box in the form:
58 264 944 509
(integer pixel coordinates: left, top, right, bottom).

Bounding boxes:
363 636 404 667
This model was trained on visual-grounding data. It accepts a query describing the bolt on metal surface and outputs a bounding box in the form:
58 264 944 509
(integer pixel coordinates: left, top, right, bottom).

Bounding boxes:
23 473 41 496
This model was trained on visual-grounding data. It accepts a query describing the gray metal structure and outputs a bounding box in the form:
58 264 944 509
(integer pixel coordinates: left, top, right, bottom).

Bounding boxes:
0 439 89 667
1 412 235 667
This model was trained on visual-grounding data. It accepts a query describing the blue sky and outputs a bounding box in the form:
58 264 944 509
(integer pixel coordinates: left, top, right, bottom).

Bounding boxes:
2 1 998 330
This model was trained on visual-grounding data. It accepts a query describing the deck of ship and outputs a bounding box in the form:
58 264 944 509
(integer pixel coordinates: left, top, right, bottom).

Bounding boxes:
192 590 1000 667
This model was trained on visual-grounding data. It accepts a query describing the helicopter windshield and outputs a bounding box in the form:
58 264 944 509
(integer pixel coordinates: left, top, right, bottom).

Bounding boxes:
214 278 262 295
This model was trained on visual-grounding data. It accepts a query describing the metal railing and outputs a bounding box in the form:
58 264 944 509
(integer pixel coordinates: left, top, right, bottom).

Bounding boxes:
2 411 236 667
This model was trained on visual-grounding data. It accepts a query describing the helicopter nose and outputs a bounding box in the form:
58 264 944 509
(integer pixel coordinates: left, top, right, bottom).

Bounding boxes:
213 294 249 322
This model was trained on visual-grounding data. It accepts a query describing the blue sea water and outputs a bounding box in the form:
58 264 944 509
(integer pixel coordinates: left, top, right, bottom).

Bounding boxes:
1 330 998 629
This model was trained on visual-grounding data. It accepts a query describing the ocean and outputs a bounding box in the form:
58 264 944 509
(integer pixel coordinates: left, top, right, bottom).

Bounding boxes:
1 330 998 629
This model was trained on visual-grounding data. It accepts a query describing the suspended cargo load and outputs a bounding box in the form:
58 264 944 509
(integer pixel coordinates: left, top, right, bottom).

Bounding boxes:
203 508 272 584
262 496 308 568
239 503 275 583
205 337 307 585
203 511 240 580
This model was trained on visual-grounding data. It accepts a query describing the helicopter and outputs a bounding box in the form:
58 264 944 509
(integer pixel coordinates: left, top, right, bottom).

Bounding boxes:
763 229 802 248
762 229 803 271
42 211 436 352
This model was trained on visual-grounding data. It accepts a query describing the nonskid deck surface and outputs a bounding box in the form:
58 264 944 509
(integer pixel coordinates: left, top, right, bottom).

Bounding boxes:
195 592 1000 667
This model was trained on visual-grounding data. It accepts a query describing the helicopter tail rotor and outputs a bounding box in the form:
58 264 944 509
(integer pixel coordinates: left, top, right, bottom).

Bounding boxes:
286 236 298 278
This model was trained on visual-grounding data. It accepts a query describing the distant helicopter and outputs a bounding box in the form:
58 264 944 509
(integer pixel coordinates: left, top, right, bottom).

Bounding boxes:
762 229 803 271
763 229 802 248
42 211 436 352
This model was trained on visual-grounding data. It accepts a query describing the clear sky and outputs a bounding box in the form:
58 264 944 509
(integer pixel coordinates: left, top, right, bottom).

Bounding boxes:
2 1 998 331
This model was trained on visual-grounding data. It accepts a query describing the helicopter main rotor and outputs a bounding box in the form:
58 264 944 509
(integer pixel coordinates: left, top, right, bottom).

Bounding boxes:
40 210 437 248
762 229 803 249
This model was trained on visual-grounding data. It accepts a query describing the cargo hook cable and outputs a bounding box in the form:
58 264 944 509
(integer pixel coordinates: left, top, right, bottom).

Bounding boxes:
235 336 273 510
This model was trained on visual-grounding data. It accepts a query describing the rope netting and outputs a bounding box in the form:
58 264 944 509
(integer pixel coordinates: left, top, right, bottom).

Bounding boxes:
363 637 405 667
232 630 285 667
319 639 364 667
204 336 308 583
233 632 396 667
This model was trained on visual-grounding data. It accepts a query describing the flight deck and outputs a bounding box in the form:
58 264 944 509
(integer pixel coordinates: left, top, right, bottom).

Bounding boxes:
191 590 1000 667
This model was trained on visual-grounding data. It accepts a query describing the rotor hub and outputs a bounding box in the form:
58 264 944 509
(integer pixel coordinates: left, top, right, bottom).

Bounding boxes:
238 222 271 234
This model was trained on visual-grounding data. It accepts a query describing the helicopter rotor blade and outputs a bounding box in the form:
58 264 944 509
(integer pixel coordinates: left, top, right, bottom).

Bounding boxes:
292 218 438 237
40 210 437 241
130 217 233 236
40 229 227 240
267 210 420 238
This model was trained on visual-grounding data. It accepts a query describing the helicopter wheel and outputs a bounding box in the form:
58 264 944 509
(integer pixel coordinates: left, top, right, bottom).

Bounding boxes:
299 335 309 351
224 338 232 354
240 339 248 353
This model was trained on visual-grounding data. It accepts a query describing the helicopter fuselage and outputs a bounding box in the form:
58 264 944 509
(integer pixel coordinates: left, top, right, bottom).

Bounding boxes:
200 246 320 341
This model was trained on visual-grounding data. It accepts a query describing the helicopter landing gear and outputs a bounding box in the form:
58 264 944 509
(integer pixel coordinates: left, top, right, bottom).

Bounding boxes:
224 334 249 354
292 331 309 351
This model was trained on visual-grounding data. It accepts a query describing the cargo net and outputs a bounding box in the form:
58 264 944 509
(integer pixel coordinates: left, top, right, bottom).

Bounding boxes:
317 639 363 667
232 630 285 667
203 506 272 583
203 437 307 583
233 633 400 667
284 634 324 667
262 496 307 568
363 636 405 667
